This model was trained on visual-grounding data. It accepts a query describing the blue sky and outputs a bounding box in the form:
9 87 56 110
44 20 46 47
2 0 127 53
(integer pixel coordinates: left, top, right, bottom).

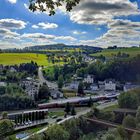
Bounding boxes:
0 0 140 49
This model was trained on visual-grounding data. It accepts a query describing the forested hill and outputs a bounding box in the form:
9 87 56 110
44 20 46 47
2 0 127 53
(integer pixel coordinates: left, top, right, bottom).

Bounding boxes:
24 43 102 52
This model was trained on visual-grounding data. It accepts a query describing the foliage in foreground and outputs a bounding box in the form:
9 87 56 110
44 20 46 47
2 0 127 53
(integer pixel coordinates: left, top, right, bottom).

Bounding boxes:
118 88 140 109
0 119 14 138
29 0 80 16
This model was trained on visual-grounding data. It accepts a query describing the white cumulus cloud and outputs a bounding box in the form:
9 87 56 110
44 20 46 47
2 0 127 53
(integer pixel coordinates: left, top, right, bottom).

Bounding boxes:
0 18 27 30
21 33 76 42
32 22 58 29
69 0 139 25
72 30 87 35
7 0 17 4
79 19 140 48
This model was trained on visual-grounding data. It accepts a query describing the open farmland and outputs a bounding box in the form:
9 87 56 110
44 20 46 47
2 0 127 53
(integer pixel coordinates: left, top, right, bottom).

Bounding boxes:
91 47 140 58
0 53 63 66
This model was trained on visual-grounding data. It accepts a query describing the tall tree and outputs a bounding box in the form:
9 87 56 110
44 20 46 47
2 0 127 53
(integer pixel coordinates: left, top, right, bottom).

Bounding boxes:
64 119 82 140
71 105 76 116
118 91 138 109
2 112 8 119
122 115 136 128
78 82 84 96
117 126 127 140
38 83 50 100
45 124 69 140
64 102 71 114
88 97 93 107
54 66 60 80
57 75 64 90
0 119 14 138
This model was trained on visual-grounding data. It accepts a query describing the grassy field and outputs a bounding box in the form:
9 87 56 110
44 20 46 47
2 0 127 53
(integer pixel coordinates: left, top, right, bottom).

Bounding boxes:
91 47 140 58
0 53 64 66
103 104 118 112
48 111 64 118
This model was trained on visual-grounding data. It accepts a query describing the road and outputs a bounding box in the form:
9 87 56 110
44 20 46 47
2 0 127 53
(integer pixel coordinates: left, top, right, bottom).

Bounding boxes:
21 101 117 140
14 107 89 130
38 67 58 89
21 108 91 140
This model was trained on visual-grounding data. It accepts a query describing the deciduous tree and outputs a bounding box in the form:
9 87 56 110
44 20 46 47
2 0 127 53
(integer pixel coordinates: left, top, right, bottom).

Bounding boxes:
38 83 50 100
122 115 136 128
57 75 64 89
45 124 69 140
64 102 71 114
78 82 84 96
71 105 76 116
0 119 14 138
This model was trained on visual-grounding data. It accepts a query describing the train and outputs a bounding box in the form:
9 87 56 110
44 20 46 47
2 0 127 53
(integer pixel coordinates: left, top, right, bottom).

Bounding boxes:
38 93 119 109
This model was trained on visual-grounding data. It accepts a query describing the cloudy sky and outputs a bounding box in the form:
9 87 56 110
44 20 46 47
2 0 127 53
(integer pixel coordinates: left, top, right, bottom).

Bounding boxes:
0 0 140 49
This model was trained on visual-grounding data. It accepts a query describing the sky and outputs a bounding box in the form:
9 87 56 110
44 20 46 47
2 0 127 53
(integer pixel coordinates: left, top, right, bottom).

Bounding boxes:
0 0 140 49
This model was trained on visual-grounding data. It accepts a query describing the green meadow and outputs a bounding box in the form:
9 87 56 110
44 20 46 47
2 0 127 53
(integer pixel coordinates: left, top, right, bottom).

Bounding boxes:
91 47 140 58
0 53 62 66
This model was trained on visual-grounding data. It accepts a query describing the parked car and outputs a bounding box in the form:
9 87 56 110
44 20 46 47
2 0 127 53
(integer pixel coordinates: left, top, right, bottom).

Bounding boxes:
25 122 29 125
28 121 32 125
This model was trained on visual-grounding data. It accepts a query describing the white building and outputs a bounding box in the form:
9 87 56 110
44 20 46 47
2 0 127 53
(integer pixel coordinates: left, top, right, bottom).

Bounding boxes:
0 82 6 87
69 81 79 90
82 54 93 62
105 80 116 91
0 65 4 70
83 75 94 84
50 89 63 99
90 84 99 91
10 67 17 72
123 83 136 92
20 77 40 100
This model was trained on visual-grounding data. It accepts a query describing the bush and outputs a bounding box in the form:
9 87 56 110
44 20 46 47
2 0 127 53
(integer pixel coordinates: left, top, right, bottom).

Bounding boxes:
0 119 14 138
45 124 69 140
122 115 136 128
118 90 139 109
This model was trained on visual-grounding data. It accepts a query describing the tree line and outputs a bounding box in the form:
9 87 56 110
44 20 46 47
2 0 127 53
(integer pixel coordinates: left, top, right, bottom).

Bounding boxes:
77 55 140 82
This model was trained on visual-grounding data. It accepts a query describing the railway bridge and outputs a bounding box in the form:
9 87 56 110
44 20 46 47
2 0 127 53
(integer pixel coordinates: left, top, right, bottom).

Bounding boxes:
84 117 140 134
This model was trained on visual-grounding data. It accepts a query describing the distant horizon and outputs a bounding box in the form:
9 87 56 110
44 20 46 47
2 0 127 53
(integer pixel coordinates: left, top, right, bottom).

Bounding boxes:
1 43 140 50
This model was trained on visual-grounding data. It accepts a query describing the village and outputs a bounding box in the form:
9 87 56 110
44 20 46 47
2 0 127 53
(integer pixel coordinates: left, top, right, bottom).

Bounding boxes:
0 61 138 103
